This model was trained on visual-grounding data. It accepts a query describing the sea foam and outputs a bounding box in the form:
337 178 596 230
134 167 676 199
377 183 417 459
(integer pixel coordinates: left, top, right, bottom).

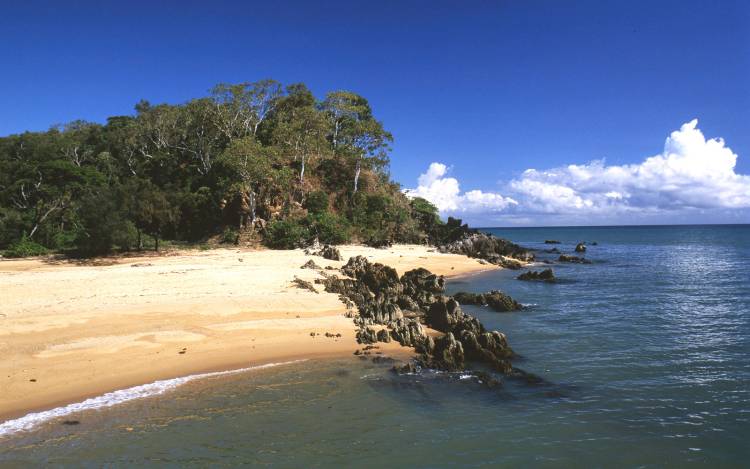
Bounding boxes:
0 360 304 438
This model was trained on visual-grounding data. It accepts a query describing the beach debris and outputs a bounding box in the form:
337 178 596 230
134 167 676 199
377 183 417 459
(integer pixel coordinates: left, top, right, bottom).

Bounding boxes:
452 291 521 312
558 254 592 264
130 263 153 268
292 277 318 293
517 268 557 283
575 242 587 253
301 259 322 269
29 378 37 382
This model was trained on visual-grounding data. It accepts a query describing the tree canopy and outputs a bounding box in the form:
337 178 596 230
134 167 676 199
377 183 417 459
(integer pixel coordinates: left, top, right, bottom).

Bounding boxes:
0 80 441 256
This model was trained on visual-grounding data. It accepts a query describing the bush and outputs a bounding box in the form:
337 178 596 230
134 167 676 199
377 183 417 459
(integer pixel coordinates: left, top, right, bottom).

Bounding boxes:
264 218 310 249
221 227 239 244
309 212 351 245
304 191 329 215
3 235 49 258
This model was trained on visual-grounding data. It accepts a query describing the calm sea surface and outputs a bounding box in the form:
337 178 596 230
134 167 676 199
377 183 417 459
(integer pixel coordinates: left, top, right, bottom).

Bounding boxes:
1 225 748 467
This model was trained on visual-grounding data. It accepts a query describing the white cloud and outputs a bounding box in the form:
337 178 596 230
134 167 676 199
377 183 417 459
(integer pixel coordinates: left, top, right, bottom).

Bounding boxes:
405 120 750 224
404 162 517 213
509 119 750 215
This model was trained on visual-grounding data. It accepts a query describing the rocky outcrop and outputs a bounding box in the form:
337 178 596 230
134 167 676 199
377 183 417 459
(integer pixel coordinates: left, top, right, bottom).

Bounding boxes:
575 243 586 253
320 255 516 374
319 245 342 261
517 268 556 283
452 291 521 312
292 277 318 293
423 296 514 372
400 268 445 311
437 232 533 266
559 254 592 264
301 259 322 269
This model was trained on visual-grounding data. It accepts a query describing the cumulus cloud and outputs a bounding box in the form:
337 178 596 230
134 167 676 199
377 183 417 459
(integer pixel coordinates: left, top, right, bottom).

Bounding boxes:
405 120 750 223
509 119 750 215
404 162 517 213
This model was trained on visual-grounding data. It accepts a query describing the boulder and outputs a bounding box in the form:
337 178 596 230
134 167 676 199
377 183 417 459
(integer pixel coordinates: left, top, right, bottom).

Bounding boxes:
356 327 378 344
575 243 586 253
424 333 465 371
389 319 426 347
400 268 445 310
320 245 342 261
517 268 556 283
376 328 392 343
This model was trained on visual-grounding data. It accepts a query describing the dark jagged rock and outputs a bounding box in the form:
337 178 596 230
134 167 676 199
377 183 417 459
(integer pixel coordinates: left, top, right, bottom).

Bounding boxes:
301 259 322 269
292 277 318 293
459 330 513 373
517 268 556 283
376 328 392 343
544 240 561 244
356 327 378 344
319 244 342 261
452 290 521 312
322 256 517 376
421 332 465 371
400 268 445 311
575 242 586 253
389 319 426 347
437 231 534 266
559 254 592 264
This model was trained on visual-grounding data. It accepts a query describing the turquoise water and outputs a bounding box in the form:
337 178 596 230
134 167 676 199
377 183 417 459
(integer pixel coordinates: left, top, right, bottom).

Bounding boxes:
1 225 749 467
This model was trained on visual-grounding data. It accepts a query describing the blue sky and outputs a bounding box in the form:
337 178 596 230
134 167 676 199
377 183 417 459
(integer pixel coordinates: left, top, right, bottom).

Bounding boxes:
1 1 748 225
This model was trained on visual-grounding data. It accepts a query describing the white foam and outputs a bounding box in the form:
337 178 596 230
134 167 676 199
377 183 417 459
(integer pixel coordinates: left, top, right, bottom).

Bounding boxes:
0 360 304 438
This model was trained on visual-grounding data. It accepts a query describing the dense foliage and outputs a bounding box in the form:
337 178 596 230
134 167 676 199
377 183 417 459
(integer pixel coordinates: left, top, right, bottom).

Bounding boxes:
0 80 444 256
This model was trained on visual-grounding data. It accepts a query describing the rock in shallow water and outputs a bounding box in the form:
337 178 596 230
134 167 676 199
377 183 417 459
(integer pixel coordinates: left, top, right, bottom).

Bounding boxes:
517 268 556 283
452 291 521 312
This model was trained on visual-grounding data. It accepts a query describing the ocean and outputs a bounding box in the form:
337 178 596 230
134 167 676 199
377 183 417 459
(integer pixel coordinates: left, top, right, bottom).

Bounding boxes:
1 225 748 467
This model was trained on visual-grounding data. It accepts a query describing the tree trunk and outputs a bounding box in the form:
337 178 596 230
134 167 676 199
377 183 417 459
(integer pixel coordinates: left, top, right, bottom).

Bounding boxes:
137 229 143 251
154 235 159 252
353 158 361 193
300 154 306 183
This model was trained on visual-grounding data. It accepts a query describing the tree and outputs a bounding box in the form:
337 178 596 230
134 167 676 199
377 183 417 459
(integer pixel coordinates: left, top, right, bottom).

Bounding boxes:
321 91 392 193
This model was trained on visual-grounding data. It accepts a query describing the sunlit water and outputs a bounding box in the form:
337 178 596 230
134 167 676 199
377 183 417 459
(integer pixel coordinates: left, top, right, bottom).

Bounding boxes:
1 225 748 467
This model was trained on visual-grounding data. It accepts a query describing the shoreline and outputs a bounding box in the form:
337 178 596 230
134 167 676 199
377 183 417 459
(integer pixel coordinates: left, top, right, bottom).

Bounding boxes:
0 244 497 424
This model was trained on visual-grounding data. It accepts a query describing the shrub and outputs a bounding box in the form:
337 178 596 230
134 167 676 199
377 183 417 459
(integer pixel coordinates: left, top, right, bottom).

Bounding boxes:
221 227 239 244
304 191 329 215
3 235 49 258
264 218 310 249
309 212 351 245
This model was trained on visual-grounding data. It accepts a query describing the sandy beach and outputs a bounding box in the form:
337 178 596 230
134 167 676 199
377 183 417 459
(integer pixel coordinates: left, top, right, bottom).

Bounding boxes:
0 244 495 421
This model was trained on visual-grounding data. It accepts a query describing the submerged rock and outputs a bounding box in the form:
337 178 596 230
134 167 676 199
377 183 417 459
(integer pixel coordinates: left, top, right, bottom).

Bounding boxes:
517 268 556 283
559 254 592 264
544 240 561 244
